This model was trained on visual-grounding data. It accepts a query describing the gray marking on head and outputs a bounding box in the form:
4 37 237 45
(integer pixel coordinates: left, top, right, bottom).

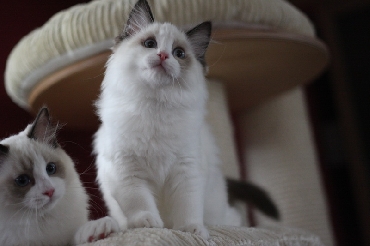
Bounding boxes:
185 21 212 67
116 0 155 43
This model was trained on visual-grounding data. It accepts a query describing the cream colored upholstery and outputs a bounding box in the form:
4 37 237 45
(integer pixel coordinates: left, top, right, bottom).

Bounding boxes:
80 226 324 246
237 88 334 245
5 0 315 109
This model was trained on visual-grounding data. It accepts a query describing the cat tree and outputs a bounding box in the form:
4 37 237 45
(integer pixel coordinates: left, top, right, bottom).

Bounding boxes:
5 0 332 245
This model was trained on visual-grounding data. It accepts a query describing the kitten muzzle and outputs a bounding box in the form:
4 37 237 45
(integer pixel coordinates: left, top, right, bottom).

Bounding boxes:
158 52 168 61
43 188 55 198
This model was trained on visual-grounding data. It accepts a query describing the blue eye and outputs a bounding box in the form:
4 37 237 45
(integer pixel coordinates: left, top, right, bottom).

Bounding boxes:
46 162 57 175
143 38 157 48
15 174 31 187
173 48 185 59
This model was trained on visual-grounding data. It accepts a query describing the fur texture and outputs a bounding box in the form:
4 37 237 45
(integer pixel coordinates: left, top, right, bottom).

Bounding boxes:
94 0 241 239
0 108 89 245
0 108 119 246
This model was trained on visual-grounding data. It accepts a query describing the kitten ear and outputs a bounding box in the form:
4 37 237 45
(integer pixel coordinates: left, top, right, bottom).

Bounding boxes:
186 21 212 67
0 144 9 155
116 0 154 42
28 107 59 148
0 144 9 165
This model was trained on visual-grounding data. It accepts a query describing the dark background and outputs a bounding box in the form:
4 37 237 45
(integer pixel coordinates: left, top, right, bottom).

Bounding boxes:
1 1 369 245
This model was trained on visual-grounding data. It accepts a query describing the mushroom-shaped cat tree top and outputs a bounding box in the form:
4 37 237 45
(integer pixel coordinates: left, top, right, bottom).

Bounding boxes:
5 0 329 130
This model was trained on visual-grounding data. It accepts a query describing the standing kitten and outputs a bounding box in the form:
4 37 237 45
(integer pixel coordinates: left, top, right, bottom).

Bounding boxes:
94 0 241 239
0 108 118 246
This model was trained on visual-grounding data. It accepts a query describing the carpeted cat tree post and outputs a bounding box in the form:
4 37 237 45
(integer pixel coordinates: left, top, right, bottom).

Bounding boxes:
5 0 332 245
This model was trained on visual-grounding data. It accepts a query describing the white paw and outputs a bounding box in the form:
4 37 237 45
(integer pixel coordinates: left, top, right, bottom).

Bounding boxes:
178 224 209 239
129 211 163 229
74 216 120 244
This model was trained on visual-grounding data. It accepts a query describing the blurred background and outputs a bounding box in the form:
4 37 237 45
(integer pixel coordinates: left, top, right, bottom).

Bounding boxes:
0 0 369 245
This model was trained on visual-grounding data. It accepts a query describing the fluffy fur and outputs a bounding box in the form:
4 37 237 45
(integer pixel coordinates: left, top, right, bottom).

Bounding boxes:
0 108 118 246
0 108 88 245
94 0 241 239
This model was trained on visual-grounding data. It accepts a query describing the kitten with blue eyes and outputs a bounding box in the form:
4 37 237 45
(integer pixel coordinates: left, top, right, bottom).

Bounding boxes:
0 108 118 246
94 0 241 239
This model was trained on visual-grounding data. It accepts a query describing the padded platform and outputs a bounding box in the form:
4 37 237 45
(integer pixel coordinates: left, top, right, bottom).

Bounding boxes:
79 226 324 246
27 28 327 129
4 0 328 129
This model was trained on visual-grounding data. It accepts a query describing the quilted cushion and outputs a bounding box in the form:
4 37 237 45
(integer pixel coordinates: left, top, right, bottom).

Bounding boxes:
5 0 315 109
79 226 324 246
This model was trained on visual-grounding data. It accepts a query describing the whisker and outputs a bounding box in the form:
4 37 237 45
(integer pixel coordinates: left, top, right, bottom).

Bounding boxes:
5 200 27 206
79 160 97 176
88 197 106 216
59 140 89 152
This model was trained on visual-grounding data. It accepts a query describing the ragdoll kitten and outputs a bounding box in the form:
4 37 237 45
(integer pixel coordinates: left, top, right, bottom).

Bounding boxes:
0 108 118 246
94 0 241 239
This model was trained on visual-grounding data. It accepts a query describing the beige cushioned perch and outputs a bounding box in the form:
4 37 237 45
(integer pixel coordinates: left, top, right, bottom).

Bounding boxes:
5 0 330 245
80 226 324 246
5 0 327 128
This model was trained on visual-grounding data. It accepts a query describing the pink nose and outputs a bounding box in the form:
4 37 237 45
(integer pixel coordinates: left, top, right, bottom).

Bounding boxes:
43 188 55 198
158 52 168 61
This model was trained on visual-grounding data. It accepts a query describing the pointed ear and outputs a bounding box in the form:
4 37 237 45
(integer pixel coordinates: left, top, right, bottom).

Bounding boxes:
116 0 154 42
186 21 212 67
0 144 9 155
28 107 59 148
0 144 9 165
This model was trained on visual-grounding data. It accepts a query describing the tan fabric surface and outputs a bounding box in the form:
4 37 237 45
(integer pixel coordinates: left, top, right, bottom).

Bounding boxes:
79 225 324 246
5 0 314 108
238 88 334 246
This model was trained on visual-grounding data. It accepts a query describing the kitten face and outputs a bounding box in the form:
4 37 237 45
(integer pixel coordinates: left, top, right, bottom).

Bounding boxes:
114 23 194 88
0 139 67 213
0 108 70 215
110 0 212 90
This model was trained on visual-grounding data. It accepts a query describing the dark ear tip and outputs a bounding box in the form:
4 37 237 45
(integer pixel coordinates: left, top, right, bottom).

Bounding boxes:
122 0 154 39
203 21 212 26
206 22 212 36
137 0 151 8
134 0 152 14
28 107 52 140
37 107 50 121
0 144 9 155
39 107 50 115
201 21 212 30
186 21 212 37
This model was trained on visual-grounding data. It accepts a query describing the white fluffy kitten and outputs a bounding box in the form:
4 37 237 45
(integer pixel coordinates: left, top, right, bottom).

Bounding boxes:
0 108 118 246
94 0 241 239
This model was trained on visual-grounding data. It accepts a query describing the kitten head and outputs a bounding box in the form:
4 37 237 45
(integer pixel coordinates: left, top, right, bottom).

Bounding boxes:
0 108 75 214
109 0 212 89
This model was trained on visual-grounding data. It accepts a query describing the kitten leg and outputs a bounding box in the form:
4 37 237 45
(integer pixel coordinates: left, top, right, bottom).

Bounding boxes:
203 167 242 226
114 176 163 229
73 216 119 244
101 188 128 230
167 164 209 239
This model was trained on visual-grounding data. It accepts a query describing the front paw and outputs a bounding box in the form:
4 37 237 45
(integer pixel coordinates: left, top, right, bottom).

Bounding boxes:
178 224 209 239
129 211 163 229
74 216 120 244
